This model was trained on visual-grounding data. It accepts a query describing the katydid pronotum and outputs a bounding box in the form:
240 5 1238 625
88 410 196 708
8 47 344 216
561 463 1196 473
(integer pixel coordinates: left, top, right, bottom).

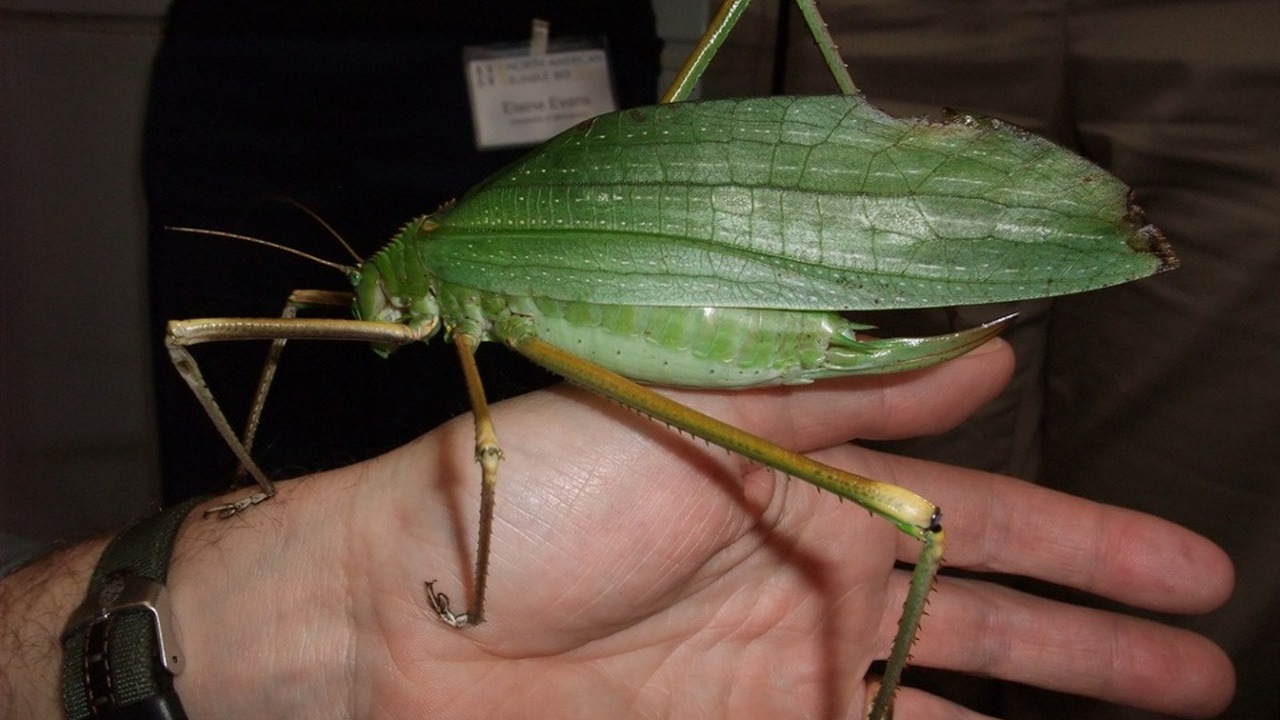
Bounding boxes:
164 1 1176 717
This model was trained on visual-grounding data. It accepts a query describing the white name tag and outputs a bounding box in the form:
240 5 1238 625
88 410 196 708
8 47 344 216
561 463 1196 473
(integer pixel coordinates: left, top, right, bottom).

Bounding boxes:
465 39 616 150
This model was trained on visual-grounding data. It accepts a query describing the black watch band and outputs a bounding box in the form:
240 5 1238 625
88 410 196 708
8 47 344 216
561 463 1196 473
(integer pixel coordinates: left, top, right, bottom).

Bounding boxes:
62 496 205 720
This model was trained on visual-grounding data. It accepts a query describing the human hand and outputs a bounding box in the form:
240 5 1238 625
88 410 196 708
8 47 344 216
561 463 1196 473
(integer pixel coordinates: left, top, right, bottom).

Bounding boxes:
167 339 1233 719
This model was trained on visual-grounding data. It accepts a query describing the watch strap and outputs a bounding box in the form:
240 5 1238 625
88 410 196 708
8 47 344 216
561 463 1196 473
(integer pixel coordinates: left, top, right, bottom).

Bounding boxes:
62 496 205 719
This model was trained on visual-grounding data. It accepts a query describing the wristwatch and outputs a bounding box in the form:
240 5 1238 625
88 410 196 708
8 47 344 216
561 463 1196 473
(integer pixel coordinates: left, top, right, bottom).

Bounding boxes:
62 496 205 720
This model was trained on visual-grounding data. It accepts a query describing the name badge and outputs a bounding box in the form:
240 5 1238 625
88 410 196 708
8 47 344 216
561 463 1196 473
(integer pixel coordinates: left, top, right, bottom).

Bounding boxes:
465 31 616 150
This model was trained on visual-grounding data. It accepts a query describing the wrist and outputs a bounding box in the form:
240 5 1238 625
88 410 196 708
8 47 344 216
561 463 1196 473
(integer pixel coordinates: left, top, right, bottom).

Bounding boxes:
62 495 210 720
165 478 354 719
0 536 110 720
1 461 387 720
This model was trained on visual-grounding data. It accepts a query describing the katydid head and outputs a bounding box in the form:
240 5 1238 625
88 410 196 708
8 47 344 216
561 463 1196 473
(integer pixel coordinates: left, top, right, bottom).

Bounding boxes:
167 223 442 357
351 215 442 356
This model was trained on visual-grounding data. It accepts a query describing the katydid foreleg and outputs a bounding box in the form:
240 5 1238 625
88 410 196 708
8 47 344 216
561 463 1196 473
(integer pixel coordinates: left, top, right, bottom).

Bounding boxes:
165 309 430 516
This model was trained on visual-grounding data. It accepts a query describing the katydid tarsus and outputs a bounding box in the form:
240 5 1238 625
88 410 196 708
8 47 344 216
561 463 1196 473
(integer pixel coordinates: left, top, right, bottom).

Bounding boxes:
164 0 1176 716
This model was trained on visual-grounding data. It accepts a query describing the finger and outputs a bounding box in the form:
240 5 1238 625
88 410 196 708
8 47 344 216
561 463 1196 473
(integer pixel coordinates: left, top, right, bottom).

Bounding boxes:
888 684 996 720
830 448 1234 615
898 575 1235 718
792 442 1233 715
944 470 1233 614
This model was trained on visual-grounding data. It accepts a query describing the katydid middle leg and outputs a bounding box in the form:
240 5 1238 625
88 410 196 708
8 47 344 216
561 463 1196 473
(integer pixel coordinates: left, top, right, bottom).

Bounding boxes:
424 333 504 627
236 290 356 485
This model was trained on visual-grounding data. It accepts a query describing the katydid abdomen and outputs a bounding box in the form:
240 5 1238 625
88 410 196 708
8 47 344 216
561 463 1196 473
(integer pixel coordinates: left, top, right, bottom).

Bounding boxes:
525 301 855 388
433 285 1008 388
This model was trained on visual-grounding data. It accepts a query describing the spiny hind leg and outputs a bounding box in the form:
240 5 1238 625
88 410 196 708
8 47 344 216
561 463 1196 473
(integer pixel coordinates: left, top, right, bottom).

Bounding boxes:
507 334 942 718
868 525 944 720
426 333 502 628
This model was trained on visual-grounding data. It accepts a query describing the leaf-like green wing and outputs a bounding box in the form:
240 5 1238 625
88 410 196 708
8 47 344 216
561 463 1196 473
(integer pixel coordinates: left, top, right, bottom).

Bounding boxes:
420 95 1175 310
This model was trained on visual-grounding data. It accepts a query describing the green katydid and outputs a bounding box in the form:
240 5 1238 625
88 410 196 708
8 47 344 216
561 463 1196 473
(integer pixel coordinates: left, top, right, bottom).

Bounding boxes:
164 1 1176 717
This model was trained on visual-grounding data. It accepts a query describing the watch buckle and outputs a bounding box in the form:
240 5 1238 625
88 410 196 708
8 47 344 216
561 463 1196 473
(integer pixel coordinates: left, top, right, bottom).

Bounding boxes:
65 574 185 675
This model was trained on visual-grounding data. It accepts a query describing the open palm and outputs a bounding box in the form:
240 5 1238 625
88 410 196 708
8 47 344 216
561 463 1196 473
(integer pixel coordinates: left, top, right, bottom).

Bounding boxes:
171 340 1233 719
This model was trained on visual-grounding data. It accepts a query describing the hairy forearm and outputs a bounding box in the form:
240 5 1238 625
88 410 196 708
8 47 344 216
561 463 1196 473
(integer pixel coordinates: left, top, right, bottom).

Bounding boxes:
0 473 354 720
0 537 110 719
